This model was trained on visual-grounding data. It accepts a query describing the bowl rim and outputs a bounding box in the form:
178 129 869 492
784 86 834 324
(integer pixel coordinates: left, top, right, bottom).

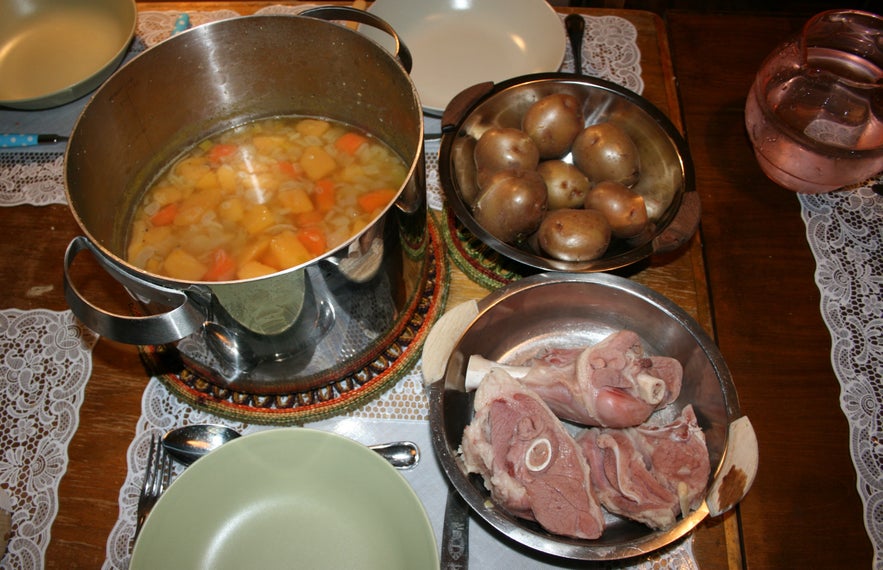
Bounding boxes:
428 272 741 560
438 72 696 273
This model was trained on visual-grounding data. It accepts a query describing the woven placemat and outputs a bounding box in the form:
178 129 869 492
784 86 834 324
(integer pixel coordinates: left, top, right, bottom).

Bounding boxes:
433 206 527 291
138 220 448 424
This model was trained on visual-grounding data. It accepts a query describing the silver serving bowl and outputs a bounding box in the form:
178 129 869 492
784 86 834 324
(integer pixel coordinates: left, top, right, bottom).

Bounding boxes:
438 73 699 273
427 273 748 560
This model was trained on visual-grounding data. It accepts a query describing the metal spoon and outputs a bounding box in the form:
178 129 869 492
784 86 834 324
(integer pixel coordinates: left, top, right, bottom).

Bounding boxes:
565 14 585 75
368 440 421 470
161 424 420 469
161 424 240 466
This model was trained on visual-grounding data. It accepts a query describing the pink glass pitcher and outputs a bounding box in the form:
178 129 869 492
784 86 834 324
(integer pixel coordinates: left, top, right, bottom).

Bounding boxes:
745 10 883 193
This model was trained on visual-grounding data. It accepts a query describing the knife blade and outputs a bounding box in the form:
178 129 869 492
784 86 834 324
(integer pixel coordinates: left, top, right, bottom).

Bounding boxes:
441 488 469 569
0 134 68 148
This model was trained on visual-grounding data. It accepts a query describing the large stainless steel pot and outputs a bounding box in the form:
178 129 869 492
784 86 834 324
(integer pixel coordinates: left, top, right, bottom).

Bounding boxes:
63 9 427 393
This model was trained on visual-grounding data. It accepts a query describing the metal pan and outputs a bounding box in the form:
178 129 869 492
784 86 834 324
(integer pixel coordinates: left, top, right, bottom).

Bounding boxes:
437 74 699 273
424 273 757 561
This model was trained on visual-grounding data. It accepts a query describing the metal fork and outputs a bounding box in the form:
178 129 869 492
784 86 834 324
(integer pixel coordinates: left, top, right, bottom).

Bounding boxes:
133 434 172 543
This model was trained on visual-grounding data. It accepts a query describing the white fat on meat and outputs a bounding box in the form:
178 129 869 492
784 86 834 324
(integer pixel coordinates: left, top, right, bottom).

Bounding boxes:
575 405 710 530
460 367 605 540
465 330 683 428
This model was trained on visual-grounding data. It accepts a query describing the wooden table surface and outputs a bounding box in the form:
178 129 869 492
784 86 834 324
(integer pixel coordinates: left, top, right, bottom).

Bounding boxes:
667 10 875 570
0 3 873 569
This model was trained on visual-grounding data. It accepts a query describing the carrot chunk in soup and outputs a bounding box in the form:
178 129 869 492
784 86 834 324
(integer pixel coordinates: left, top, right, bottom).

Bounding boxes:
126 116 406 281
314 179 336 212
203 249 237 281
150 203 178 226
335 132 368 155
297 227 328 257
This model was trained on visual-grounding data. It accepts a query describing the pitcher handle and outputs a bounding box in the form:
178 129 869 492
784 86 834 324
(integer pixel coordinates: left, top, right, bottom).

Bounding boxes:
299 6 413 73
63 236 204 345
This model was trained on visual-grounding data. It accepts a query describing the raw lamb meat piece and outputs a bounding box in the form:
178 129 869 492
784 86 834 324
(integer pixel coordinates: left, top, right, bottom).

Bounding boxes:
466 330 682 428
630 404 711 513
578 429 679 529
576 405 710 530
461 367 605 539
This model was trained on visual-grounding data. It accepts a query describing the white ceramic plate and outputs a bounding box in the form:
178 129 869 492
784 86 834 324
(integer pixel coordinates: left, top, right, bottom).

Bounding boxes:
364 0 566 115
130 429 438 569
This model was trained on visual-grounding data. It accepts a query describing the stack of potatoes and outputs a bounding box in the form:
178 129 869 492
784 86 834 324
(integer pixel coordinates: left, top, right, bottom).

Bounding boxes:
467 93 650 262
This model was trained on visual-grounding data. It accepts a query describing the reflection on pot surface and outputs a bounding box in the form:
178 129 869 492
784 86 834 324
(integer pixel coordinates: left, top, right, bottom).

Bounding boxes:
172 211 428 393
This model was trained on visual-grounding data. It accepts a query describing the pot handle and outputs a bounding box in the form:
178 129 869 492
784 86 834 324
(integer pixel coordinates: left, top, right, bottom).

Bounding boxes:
63 236 205 345
299 6 413 73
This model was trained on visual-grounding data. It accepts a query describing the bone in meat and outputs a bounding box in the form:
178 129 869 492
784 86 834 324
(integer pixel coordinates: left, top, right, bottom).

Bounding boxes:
466 330 683 428
461 367 605 539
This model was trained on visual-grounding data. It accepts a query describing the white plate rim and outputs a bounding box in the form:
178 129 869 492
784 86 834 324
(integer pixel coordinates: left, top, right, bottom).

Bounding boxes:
364 0 566 115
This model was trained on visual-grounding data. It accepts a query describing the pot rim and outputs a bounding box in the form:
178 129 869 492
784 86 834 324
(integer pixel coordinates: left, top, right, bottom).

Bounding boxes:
63 13 425 290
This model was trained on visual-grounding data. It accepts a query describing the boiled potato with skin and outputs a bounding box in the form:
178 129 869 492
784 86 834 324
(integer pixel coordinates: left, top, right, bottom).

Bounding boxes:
536 160 591 210
585 181 649 238
571 122 640 187
537 208 611 262
473 127 540 187
472 169 548 244
522 93 584 159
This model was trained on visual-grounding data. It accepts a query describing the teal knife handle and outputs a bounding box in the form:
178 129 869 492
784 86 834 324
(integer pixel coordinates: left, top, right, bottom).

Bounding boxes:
171 14 191 36
0 134 39 148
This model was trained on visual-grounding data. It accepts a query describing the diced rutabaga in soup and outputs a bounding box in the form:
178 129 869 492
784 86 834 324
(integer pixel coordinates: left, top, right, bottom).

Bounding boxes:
126 117 407 281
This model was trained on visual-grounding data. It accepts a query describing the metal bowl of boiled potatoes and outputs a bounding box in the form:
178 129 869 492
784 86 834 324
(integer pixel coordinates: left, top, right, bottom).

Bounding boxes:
437 73 697 272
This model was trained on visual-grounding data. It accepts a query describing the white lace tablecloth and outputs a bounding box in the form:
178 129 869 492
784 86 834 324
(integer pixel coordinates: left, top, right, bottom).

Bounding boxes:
0 310 97 570
798 178 883 570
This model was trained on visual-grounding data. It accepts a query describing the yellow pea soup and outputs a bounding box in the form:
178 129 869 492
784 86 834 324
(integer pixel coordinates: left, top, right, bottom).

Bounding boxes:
126 117 407 281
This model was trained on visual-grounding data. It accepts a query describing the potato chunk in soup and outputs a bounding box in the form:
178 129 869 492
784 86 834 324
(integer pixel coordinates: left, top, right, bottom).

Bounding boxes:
126 117 407 281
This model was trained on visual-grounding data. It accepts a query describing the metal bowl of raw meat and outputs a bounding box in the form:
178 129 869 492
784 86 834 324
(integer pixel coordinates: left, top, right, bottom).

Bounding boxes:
424 272 756 561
